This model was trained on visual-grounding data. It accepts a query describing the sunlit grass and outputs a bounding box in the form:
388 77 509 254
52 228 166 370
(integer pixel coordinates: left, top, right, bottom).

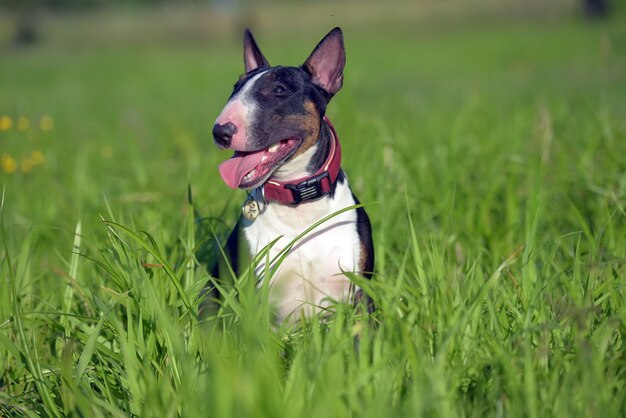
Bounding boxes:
1 6 626 417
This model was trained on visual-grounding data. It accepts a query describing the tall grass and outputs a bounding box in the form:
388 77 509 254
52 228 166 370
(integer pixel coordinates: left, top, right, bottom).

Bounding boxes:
1 5 626 417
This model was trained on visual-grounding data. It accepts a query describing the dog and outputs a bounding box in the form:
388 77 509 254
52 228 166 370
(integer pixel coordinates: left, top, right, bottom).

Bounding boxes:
211 27 373 323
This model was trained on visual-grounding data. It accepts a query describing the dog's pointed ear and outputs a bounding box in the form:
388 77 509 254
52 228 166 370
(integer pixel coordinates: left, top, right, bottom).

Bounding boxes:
303 27 345 97
243 29 270 73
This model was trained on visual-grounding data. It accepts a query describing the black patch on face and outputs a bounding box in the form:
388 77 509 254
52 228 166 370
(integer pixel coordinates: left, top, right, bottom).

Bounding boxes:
229 67 268 99
229 66 329 150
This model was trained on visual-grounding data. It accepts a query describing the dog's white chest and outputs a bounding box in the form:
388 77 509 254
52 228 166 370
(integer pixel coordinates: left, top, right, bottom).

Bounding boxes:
242 181 360 322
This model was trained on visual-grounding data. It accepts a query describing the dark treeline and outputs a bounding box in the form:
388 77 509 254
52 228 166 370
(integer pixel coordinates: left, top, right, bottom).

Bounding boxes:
1 0 205 46
1 0 615 47
0 0 200 10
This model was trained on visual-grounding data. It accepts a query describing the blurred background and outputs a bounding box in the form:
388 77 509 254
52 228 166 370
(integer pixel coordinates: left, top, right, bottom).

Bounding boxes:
0 0 624 247
3 3 626 415
0 0 618 48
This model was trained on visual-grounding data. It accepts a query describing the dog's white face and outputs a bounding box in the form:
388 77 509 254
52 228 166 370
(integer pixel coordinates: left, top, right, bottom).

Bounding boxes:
212 28 346 190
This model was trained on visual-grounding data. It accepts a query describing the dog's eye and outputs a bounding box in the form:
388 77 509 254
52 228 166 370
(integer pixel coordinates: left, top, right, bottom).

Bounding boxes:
272 84 287 95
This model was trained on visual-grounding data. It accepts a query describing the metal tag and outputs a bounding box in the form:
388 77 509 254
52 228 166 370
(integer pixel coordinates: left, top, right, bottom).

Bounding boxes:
242 195 261 222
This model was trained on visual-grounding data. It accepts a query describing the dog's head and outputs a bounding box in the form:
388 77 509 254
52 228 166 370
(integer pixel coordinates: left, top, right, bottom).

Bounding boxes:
213 28 345 190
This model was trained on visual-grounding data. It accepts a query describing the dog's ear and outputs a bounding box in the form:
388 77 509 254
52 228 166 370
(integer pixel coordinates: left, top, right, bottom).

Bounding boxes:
303 27 345 97
243 29 270 73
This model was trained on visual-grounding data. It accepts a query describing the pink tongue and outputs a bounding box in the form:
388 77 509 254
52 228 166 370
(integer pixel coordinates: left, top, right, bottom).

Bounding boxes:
218 150 266 189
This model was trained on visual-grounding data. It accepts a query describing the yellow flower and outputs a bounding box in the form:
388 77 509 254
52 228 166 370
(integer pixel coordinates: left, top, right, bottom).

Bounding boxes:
0 115 12 131
31 150 45 165
1 154 17 173
39 115 54 131
17 116 30 131
21 157 33 173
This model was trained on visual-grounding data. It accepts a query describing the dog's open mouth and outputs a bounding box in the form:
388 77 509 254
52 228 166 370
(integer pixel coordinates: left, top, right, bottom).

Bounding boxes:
219 138 301 189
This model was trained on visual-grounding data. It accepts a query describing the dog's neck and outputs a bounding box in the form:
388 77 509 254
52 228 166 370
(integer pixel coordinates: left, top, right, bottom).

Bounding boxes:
269 119 332 183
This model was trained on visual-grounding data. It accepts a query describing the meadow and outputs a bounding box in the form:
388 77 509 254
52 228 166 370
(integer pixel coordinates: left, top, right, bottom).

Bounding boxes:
1 1 626 416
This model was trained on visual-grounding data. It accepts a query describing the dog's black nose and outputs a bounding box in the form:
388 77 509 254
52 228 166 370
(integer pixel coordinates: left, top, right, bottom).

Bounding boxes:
213 122 237 147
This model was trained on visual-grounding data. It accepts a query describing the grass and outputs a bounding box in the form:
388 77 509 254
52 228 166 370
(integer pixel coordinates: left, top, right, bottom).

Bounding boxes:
1 2 626 416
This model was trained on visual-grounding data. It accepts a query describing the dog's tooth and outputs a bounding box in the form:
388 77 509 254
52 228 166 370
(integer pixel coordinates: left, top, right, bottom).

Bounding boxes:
244 170 255 181
261 155 268 162
268 143 280 153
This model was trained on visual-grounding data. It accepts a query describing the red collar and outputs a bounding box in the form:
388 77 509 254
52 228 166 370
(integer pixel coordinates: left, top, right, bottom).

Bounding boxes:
261 116 342 204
